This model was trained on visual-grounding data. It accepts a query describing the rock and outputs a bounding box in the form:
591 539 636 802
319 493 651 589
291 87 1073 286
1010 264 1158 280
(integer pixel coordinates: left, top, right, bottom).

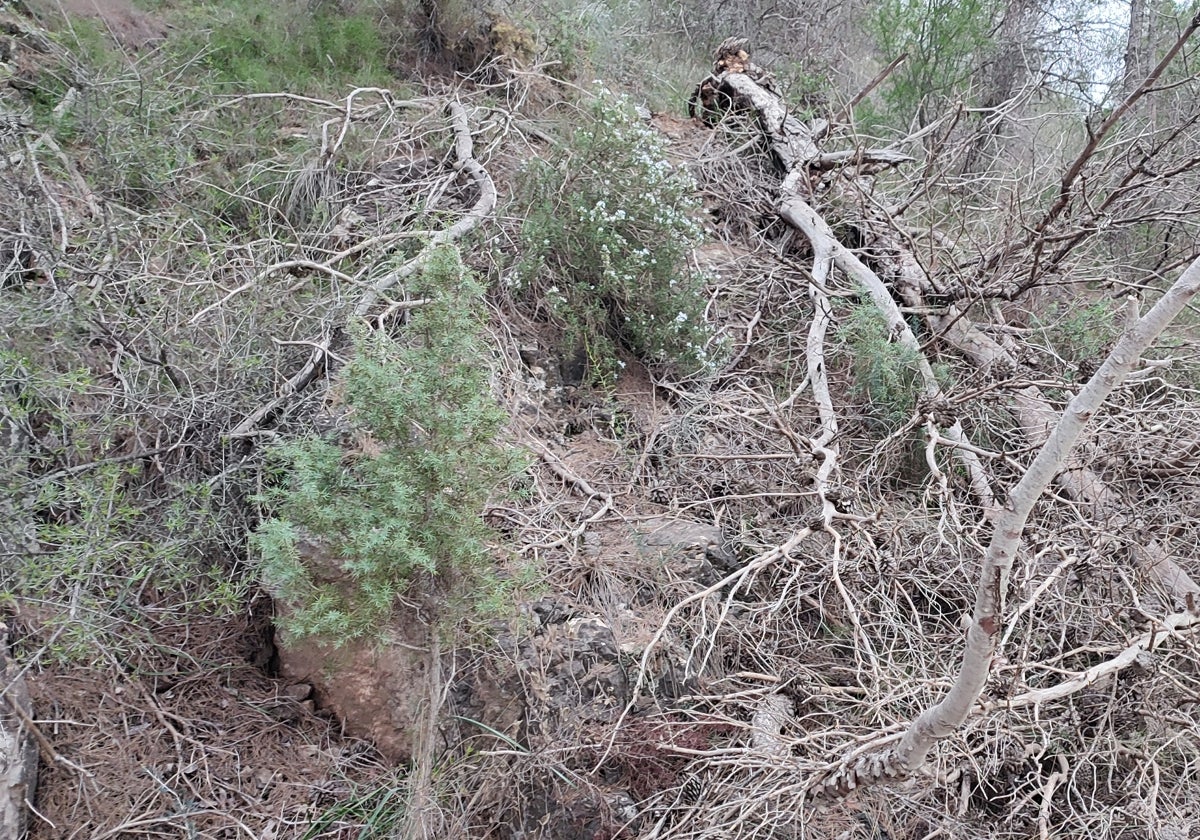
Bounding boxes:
269 522 721 771
282 683 311 702
456 610 628 752
581 515 735 583
275 616 433 762
518 779 633 839
632 515 734 580
272 538 435 762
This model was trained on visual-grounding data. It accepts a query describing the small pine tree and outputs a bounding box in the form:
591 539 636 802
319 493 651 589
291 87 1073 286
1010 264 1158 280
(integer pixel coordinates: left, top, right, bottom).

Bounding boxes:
253 245 516 640
839 301 944 432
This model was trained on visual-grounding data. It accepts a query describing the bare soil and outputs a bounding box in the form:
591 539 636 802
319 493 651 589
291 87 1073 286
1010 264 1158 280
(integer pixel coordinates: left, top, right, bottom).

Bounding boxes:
23 606 392 839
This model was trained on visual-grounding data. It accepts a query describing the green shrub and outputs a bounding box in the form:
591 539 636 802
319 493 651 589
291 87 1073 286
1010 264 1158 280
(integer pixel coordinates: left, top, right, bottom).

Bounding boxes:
2 351 243 663
513 88 715 386
839 301 934 432
253 246 519 640
188 0 391 93
1034 301 1117 373
869 0 994 125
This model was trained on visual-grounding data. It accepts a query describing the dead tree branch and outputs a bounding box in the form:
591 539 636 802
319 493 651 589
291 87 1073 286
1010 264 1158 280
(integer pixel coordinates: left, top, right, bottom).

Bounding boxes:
228 333 331 438
691 38 1200 802
1 628 37 839
982 610 1200 712
982 13 1200 293
354 101 496 318
690 43 911 186
778 197 997 513
811 255 1200 797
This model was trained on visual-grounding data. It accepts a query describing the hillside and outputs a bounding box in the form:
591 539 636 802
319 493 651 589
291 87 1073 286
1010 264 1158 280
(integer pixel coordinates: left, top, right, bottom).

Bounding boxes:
3 1 1200 838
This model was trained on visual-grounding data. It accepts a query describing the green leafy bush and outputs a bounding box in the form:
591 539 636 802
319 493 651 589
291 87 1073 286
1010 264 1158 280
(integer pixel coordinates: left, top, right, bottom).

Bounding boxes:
870 0 994 125
2 351 243 663
253 246 518 640
513 88 715 385
1035 301 1117 372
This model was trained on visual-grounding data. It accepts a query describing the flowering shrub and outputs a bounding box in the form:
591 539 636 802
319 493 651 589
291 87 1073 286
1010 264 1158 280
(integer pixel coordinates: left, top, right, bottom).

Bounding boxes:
514 88 715 385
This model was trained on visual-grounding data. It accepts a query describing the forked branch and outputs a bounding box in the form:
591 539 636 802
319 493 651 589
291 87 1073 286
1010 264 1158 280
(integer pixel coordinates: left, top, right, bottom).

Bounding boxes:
810 255 1200 798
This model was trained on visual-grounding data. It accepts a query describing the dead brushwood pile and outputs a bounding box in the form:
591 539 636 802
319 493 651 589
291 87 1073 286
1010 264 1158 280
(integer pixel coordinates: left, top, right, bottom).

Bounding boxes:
4 8 1200 839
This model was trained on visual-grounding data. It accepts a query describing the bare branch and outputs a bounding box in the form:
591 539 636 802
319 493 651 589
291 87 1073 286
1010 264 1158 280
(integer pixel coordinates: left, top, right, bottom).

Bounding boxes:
228 333 331 438
777 196 997 513
982 13 1200 291
831 53 909 127
983 611 1200 712
812 255 1200 797
353 102 497 319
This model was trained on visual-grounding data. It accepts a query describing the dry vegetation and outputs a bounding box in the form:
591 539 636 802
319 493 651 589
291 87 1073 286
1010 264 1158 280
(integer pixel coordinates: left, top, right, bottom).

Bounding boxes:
3 0 1200 839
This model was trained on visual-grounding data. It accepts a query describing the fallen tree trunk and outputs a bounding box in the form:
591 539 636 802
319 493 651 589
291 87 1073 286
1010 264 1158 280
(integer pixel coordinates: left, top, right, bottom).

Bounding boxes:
777 197 997 514
813 256 1200 796
860 204 1200 607
691 40 912 184
694 39 1200 800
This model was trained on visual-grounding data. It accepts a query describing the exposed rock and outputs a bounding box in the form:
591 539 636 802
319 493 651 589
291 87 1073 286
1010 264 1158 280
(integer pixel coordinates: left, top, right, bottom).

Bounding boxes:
271 518 725 779
581 514 736 590
275 619 433 762
271 539 435 762
631 515 735 580
516 780 636 839
455 610 628 752
281 683 311 702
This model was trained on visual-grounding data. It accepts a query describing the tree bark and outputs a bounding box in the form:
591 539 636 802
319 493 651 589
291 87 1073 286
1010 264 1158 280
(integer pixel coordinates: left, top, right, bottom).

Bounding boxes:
694 41 1200 798
1 631 36 839
1122 0 1154 99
